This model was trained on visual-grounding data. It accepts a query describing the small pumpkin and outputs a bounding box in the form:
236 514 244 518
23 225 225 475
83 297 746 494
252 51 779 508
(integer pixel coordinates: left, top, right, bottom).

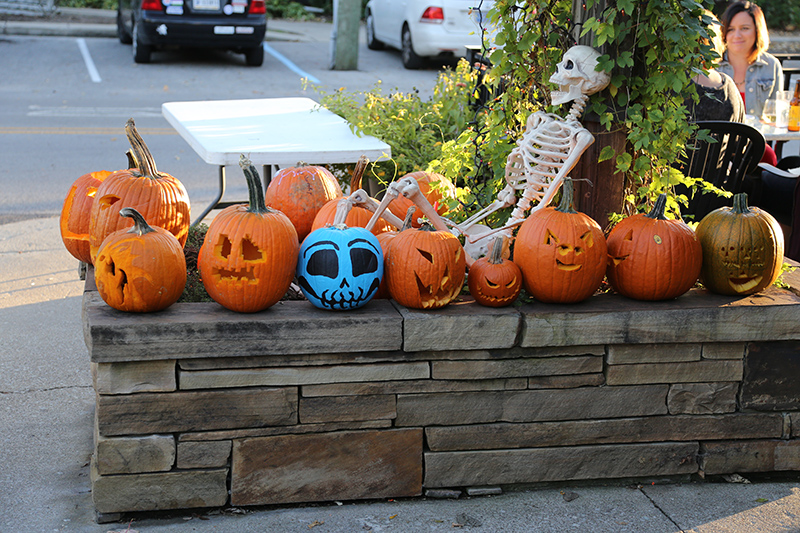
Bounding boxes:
89 119 191 264
513 178 607 304
297 197 384 310
606 193 703 300
468 237 522 307
199 156 300 313
696 192 784 295
387 171 455 227
94 207 186 313
265 163 343 242
386 222 466 309
311 156 393 235
60 170 112 264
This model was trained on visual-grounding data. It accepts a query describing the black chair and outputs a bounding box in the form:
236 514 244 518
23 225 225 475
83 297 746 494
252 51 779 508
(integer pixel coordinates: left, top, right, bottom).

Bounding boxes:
676 121 766 221
756 155 800 227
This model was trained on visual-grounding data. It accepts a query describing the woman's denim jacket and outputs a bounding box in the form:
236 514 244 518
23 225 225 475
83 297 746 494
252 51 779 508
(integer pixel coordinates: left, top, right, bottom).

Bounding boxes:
718 52 784 119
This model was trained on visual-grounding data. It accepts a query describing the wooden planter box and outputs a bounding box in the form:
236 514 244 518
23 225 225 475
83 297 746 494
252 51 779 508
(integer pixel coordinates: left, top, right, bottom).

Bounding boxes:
84 265 800 517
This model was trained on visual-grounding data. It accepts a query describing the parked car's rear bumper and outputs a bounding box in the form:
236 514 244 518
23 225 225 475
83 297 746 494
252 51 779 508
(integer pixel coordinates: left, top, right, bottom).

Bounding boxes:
136 12 266 49
410 23 481 57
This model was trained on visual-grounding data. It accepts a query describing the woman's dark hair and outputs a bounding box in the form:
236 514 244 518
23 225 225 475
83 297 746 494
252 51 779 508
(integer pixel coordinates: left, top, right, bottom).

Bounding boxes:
720 1 770 64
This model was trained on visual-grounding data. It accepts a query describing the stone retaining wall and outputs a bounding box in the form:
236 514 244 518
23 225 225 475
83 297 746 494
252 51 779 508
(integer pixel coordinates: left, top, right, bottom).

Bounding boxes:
83 266 800 517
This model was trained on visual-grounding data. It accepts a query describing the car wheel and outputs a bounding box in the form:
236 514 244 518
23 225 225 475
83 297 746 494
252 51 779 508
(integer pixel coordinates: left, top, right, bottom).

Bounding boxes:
132 20 151 64
366 11 384 50
401 25 423 69
245 45 264 67
116 9 132 44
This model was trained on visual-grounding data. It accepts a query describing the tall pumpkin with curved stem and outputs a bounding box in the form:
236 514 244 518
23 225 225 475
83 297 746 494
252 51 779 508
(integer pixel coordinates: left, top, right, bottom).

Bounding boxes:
514 178 607 304
89 119 191 264
60 170 112 264
696 193 784 296
94 207 187 313
606 193 702 301
199 156 299 313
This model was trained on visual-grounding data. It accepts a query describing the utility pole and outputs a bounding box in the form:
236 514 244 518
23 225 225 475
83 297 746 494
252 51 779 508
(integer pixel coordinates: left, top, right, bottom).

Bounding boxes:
330 0 360 70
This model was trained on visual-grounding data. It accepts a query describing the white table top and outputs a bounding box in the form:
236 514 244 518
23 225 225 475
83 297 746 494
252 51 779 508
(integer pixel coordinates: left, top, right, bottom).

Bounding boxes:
744 116 800 142
162 97 391 167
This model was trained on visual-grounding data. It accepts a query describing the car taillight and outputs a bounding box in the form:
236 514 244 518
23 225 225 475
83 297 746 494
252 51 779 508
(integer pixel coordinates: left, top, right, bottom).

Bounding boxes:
249 0 265 14
141 0 161 11
420 7 444 23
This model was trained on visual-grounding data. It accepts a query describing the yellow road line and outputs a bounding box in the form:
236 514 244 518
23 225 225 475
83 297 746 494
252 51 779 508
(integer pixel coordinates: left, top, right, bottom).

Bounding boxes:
0 127 177 135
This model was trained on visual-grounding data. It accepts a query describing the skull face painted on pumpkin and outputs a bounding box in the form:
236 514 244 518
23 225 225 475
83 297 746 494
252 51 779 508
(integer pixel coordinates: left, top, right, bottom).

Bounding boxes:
513 178 607 304
297 225 384 310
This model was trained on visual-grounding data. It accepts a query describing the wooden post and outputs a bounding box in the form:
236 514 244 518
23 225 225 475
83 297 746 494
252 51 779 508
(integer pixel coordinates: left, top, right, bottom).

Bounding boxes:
330 0 360 70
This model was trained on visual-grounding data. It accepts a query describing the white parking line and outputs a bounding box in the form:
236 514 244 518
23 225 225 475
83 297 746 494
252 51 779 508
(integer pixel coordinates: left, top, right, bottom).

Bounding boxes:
263 43 320 84
76 38 101 83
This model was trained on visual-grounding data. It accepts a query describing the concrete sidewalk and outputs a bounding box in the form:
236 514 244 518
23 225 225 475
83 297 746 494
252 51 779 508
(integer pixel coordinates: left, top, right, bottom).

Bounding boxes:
2 220 800 532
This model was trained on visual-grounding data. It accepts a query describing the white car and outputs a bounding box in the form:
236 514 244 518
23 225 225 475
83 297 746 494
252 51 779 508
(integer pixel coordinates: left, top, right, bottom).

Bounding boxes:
365 0 494 69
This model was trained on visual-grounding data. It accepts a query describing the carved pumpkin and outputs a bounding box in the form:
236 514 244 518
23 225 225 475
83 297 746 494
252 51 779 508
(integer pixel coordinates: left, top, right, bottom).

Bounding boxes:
387 171 455 227
514 178 607 303
89 119 191 264
199 157 299 313
696 193 784 295
60 170 111 264
386 222 466 309
374 207 416 299
311 157 393 235
297 198 383 310
265 163 343 242
606 193 702 300
95 207 186 313
468 237 522 307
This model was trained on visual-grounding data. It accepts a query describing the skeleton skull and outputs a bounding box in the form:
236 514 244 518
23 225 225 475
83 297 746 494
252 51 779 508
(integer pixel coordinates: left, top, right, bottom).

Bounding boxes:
549 45 611 106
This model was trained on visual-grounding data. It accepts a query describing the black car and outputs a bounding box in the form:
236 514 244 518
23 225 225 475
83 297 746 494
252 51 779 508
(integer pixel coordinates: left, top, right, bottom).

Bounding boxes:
117 0 267 65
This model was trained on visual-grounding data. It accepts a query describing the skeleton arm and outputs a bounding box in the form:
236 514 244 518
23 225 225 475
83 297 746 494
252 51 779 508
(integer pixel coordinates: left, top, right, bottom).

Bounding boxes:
347 189 404 229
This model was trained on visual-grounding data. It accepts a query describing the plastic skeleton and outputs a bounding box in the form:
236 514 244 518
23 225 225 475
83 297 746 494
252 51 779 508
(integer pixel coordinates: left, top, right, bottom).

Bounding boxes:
366 45 611 265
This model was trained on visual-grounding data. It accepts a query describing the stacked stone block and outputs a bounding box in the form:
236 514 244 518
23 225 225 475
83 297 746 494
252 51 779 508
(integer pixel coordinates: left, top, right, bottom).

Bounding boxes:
83 268 800 517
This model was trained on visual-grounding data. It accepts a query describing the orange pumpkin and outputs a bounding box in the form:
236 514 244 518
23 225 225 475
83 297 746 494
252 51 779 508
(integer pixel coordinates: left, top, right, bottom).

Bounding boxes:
387 171 455 227
606 193 702 300
60 170 111 264
310 157 392 235
386 222 465 309
265 164 343 241
373 206 416 299
514 178 607 304
468 237 522 307
94 207 186 313
199 156 299 313
89 119 191 264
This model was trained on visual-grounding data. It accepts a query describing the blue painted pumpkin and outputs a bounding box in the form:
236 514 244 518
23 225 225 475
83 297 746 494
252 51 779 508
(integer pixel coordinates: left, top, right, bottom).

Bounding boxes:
297 224 384 310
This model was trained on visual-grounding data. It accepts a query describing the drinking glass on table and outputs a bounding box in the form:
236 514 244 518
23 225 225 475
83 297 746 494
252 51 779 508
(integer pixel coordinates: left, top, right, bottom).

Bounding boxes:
775 91 790 129
762 99 777 126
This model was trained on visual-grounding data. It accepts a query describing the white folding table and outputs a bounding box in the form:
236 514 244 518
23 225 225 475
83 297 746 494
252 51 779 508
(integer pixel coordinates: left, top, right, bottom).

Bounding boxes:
162 97 391 226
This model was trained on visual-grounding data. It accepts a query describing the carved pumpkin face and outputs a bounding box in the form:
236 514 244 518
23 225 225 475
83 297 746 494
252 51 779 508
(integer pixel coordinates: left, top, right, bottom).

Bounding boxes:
297 225 383 310
94 208 186 313
468 238 522 307
385 225 466 310
696 193 784 295
606 194 702 300
60 170 111 265
513 179 607 304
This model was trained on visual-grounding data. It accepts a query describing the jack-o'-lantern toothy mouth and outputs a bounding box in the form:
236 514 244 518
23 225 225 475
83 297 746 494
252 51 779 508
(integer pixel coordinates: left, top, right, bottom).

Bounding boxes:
728 276 763 293
557 261 582 271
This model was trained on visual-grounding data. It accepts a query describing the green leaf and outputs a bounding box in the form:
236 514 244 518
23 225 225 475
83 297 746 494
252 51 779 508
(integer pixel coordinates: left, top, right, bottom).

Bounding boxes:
598 146 616 163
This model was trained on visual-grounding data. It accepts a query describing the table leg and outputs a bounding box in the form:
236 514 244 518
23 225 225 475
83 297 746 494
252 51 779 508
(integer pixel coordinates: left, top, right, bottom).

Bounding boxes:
191 165 227 228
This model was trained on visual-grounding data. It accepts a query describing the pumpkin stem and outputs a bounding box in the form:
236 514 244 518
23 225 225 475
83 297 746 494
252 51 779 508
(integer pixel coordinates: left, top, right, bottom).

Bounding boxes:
555 178 578 214
125 118 159 178
488 236 505 265
332 197 353 227
645 194 669 220
239 155 269 214
125 150 139 170
401 206 416 231
350 155 368 192
120 207 156 236
731 192 751 215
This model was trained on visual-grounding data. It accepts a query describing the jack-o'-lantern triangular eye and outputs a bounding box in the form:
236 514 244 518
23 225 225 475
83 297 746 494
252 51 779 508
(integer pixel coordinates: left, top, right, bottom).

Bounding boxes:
580 230 594 247
545 229 559 245
215 235 233 259
240 237 265 262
